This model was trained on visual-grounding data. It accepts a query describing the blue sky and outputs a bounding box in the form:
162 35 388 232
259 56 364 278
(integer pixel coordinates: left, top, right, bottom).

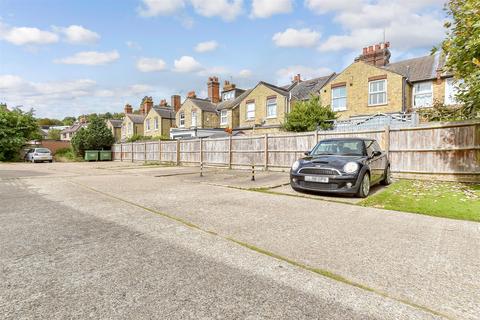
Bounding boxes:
0 0 447 119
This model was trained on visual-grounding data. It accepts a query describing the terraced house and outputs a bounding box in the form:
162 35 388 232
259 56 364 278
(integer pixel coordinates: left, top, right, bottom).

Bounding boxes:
321 42 459 120
143 96 178 138
121 104 145 141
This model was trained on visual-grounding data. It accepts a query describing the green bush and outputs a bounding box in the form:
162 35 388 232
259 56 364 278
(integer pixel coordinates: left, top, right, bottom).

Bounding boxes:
126 134 148 142
71 117 114 156
54 147 82 162
283 95 336 132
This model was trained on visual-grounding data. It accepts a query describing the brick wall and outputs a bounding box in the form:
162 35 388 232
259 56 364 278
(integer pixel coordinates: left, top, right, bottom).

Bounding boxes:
40 140 71 154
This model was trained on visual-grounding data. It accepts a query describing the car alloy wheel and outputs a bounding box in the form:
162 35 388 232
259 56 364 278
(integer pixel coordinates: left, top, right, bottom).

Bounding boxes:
359 173 370 198
384 166 392 185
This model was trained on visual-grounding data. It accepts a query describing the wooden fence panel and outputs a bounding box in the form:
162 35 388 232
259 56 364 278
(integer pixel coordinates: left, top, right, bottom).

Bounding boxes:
180 140 200 164
267 133 315 168
232 136 264 167
146 142 159 161
161 141 177 163
203 138 229 166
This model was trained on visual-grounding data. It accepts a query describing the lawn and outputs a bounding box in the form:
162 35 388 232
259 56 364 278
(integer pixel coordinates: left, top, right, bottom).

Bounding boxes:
360 179 480 222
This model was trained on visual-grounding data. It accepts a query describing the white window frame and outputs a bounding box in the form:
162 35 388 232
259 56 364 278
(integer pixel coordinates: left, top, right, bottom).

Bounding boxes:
220 110 228 125
128 122 132 134
445 78 461 105
179 112 185 127
191 111 197 127
368 79 387 106
246 102 255 120
413 81 433 108
266 97 277 118
222 91 234 101
331 86 347 111
154 117 159 130
145 118 150 131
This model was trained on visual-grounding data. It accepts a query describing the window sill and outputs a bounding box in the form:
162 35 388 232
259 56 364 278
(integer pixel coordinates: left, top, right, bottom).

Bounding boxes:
368 103 388 107
245 119 255 122
266 116 277 119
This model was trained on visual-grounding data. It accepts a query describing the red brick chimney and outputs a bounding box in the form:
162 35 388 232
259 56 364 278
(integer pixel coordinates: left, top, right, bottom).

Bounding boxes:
124 104 133 114
187 91 197 99
171 95 181 112
355 42 391 67
292 74 302 83
208 76 220 103
142 96 153 115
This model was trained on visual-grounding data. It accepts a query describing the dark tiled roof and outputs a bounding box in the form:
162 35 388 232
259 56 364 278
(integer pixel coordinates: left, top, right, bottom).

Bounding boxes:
189 98 218 113
383 53 451 82
288 73 336 100
61 123 87 134
107 119 122 128
152 106 176 119
217 89 253 110
126 114 145 124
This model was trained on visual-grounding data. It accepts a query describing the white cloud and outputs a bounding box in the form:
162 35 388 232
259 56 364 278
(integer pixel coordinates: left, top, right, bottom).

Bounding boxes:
276 65 332 85
251 0 293 18
272 28 320 48
55 50 120 65
136 57 167 72
310 0 446 52
173 55 203 72
138 0 243 21
126 41 142 49
54 25 100 44
0 22 59 45
305 0 362 14
0 74 26 90
238 69 252 78
127 84 153 95
194 40 219 53
138 0 186 16
190 0 243 21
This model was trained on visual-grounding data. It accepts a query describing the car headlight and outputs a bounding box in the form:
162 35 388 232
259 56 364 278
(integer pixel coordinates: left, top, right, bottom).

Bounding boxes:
291 160 300 171
343 162 359 174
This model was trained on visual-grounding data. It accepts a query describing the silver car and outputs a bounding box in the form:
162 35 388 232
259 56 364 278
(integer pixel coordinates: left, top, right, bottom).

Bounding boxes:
25 148 53 163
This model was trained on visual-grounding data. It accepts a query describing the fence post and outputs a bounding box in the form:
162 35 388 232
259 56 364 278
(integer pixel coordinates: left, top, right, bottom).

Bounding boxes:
384 125 390 158
131 142 134 163
144 142 147 163
120 143 123 162
199 138 203 166
228 135 232 169
315 129 319 144
264 133 268 170
176 139 180 166
158 140 162 163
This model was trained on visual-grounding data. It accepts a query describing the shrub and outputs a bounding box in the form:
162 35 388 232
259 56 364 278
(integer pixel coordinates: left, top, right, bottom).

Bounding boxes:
71 117 114 156
54 147 82 162
283 95 336 132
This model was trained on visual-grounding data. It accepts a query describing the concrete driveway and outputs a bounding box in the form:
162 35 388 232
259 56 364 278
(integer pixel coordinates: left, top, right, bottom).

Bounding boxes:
1 162 479 319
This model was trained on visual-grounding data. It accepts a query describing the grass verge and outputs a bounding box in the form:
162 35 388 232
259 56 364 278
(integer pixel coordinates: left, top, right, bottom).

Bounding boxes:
360 179 480 222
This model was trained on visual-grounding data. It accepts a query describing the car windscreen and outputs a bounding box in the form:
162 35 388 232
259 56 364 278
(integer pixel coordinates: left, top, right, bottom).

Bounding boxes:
311 140 365 156
36 148 51 153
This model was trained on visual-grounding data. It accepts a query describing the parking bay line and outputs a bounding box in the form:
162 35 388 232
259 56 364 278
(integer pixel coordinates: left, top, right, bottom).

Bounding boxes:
65 178 450 319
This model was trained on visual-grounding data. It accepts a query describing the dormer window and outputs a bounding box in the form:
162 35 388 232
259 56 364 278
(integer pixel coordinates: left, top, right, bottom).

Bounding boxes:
222 91 235 101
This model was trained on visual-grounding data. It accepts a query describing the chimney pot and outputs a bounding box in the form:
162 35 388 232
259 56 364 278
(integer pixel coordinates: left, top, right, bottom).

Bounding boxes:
187 91 197 99
124 104 133 115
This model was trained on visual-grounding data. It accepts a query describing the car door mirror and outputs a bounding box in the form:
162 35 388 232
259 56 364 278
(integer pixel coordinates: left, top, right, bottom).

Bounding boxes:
372 150 382 157
304 151 310 156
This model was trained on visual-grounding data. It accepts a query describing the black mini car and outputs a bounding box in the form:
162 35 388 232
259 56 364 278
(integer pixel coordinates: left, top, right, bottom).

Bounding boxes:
290 138 391 198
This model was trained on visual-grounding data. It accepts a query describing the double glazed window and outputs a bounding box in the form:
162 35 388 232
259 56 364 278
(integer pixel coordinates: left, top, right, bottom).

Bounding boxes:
154 117 159 130
145 119 150 131
266 97 277 118
445 78 461 105
220 110 228 125
368 79 387 106
191 111 197 127
179 113 185 127
222 91 234 101
246 102 255 120
331 86 347 111
413 81 433 108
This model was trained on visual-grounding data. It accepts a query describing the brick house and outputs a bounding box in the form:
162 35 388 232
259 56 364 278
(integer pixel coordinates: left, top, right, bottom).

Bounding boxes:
121 103 145 141
143 97 178 138
321 42 458 120
60 122 87 141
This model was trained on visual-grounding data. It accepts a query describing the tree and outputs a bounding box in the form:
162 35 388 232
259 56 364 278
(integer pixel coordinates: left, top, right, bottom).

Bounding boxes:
0 108 40 161
47 129 61 140
437 0 480 118
283 95 337 132
71 117 114 156
62 116 76 126
37 118 63 126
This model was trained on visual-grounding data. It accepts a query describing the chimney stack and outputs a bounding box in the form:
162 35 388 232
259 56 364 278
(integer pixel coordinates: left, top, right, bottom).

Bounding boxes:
292 74 302 83
187 91 197 99
171 95 181 112
124 104 133 114
142 96 153 115
354 42 391 67
223 80 236 92
208 76 220 103
159 99 168 107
